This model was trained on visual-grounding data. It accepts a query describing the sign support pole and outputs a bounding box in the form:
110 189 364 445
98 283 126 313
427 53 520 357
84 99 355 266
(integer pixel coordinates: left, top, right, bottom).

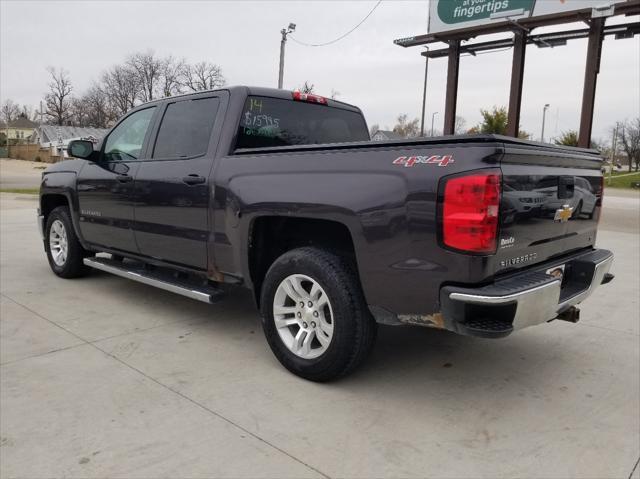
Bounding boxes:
506 30 527 138
578 17 605 148
443 40 460 135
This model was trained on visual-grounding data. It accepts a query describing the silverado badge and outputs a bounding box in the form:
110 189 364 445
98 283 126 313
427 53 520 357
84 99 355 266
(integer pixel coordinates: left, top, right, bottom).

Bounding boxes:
554 204 574 223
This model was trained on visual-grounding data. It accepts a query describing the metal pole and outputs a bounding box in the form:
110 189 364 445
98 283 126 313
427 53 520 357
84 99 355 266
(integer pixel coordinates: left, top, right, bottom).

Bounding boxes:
443 39 460 135
608 123 618 184
431 112 438 137
541 104 550 142
578 17 605 148
278 28 287 89
506 30 527 138
420 48 429 137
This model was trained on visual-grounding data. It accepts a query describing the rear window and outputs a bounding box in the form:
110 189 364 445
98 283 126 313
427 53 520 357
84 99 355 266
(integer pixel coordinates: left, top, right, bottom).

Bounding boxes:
153 97 219 159
235 96 369 149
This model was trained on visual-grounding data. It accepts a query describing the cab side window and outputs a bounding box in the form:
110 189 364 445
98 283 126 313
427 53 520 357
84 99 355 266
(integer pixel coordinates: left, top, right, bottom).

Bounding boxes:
104 107 156 162
152 97 219 159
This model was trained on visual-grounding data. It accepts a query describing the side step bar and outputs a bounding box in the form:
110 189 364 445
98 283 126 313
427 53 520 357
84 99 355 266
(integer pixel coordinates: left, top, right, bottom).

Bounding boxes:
84 257 224 304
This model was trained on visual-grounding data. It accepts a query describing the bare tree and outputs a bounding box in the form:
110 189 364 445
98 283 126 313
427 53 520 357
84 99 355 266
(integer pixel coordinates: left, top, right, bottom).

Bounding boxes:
44 67 73 125
454 116 467 135
160 56 185 97
1 99 20 123
368 123 380 137
181 61 225 92
83 85 115 128
297 81 315 94
127 51 163 102
102 65 139 116
70 97 91 127
393 114 420 138
330 89 340 100
619 118 640 172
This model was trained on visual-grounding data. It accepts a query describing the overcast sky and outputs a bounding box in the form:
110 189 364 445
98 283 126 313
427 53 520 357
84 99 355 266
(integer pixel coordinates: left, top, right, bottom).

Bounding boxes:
1 0 639 142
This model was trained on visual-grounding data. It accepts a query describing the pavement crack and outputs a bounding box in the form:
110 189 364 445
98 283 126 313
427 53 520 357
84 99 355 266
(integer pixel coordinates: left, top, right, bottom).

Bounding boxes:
1 292 331 479
629 456 640 479
91 341 332 479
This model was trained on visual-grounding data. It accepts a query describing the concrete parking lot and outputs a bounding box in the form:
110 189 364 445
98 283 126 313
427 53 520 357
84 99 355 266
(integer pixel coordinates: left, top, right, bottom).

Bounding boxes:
1 189 639 479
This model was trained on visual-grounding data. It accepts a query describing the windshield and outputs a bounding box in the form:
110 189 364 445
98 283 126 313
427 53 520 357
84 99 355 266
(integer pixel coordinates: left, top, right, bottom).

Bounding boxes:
235 96 369 149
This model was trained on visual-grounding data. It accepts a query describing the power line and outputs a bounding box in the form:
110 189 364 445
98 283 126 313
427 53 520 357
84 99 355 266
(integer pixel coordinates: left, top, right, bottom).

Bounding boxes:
289 1 382 47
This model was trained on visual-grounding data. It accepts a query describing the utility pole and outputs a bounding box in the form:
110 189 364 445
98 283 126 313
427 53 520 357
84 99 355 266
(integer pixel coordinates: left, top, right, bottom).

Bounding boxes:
608 123 618 184
278 23 296 89
431 111 438 137
540 103 550 142
420 48 429 137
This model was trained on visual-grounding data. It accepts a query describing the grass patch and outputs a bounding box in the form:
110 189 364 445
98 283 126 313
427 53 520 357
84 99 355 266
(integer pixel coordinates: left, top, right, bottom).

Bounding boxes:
606 172 640 189
0 188 39 195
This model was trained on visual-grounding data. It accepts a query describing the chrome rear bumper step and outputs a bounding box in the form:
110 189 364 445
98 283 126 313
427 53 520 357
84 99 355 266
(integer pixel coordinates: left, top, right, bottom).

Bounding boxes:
83 257 224 304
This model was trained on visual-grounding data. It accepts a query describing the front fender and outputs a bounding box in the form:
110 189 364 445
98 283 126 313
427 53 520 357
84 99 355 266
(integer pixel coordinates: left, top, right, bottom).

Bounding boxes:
40 162 87 248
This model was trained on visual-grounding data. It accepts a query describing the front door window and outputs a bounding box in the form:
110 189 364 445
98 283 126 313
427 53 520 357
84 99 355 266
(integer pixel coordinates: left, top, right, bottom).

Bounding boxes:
104 107 156 162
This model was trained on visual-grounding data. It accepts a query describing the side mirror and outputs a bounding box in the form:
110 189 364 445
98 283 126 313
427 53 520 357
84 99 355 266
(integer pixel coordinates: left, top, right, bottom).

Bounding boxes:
68 140 95 159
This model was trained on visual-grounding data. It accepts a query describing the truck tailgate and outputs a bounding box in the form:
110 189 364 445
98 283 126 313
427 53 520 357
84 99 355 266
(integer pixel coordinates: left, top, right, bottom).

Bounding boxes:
496 143 603 275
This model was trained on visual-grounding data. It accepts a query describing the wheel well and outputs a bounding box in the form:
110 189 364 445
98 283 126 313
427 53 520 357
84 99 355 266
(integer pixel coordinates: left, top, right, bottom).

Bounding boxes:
248 216 356 305
41 194 69 223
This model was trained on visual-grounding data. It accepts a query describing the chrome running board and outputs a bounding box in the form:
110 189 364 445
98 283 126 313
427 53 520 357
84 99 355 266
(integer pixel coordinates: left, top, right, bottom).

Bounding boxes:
83 257 224 304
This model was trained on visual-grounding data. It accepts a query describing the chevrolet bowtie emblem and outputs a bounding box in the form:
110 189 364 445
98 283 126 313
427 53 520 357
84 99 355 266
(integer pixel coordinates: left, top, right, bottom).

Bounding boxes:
554 204 574 223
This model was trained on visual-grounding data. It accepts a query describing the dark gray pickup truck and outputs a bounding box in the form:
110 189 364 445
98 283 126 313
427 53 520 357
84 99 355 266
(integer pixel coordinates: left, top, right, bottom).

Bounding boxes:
38 86 614 381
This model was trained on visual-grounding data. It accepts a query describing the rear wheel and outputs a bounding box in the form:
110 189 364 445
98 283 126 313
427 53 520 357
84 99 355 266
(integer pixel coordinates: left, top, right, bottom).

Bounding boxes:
260 247 377 382
45 206 89 278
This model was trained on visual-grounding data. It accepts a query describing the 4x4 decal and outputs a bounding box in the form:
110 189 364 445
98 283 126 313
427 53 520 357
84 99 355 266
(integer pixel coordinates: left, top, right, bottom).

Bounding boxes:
393 155 454 167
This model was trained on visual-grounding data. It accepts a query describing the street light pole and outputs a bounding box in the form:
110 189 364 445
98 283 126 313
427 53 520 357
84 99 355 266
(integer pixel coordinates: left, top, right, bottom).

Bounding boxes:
278 23 296 89
541 103 550 142
431 111 438 137
608 122 618 184
420 48 429 137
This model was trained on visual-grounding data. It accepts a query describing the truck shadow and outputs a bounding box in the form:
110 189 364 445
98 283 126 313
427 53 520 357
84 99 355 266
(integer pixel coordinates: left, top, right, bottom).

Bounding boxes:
85 270 582 403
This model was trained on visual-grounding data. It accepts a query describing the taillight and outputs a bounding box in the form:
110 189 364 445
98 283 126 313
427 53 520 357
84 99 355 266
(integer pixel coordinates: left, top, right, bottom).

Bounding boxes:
442 172 501 254
292 91 328 105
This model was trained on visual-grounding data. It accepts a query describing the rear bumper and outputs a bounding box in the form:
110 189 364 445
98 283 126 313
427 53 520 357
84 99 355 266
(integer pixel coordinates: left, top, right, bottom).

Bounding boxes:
439 248 614 338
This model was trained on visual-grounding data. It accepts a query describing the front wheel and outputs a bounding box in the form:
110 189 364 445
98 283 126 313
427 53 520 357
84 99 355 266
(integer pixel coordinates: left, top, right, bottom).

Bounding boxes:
44 206 89 278
260 247 377 382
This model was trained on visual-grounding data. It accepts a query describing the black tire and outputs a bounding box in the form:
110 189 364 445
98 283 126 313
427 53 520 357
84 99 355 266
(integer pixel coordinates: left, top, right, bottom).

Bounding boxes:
44 206 90 278
260 247 377 382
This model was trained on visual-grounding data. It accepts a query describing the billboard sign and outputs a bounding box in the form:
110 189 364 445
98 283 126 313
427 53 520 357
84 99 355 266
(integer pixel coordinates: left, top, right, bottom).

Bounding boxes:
428 0 621 34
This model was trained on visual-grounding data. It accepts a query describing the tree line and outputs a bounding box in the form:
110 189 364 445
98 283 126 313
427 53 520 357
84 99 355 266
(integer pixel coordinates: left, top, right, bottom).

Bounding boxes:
1 51 225 129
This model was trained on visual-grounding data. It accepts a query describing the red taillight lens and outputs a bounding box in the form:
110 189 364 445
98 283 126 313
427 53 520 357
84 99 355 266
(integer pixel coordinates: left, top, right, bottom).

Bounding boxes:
442 172 501 254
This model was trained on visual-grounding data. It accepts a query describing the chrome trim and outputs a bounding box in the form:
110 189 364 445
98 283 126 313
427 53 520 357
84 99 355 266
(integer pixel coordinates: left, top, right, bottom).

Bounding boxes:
83 258 213 303
450 281 561 305
448 253 614 331
37 214 45 240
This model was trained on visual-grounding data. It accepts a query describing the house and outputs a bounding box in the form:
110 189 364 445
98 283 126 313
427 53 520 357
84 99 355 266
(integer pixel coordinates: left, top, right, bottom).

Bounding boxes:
2 116 39 142
371 130 403 141
30 125 109 158
32 125 109 148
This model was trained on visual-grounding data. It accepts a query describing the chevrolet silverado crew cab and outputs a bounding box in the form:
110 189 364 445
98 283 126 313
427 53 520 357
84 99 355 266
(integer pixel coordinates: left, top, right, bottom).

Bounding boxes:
38 86 614 381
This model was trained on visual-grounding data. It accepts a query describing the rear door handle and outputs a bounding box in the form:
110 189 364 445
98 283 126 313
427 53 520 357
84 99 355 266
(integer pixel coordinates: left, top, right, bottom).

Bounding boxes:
116 174 133 183
182 174 206 185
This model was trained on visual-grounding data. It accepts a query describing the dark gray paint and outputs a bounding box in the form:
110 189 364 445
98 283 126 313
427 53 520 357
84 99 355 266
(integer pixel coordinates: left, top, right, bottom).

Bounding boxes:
40 86 604 318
